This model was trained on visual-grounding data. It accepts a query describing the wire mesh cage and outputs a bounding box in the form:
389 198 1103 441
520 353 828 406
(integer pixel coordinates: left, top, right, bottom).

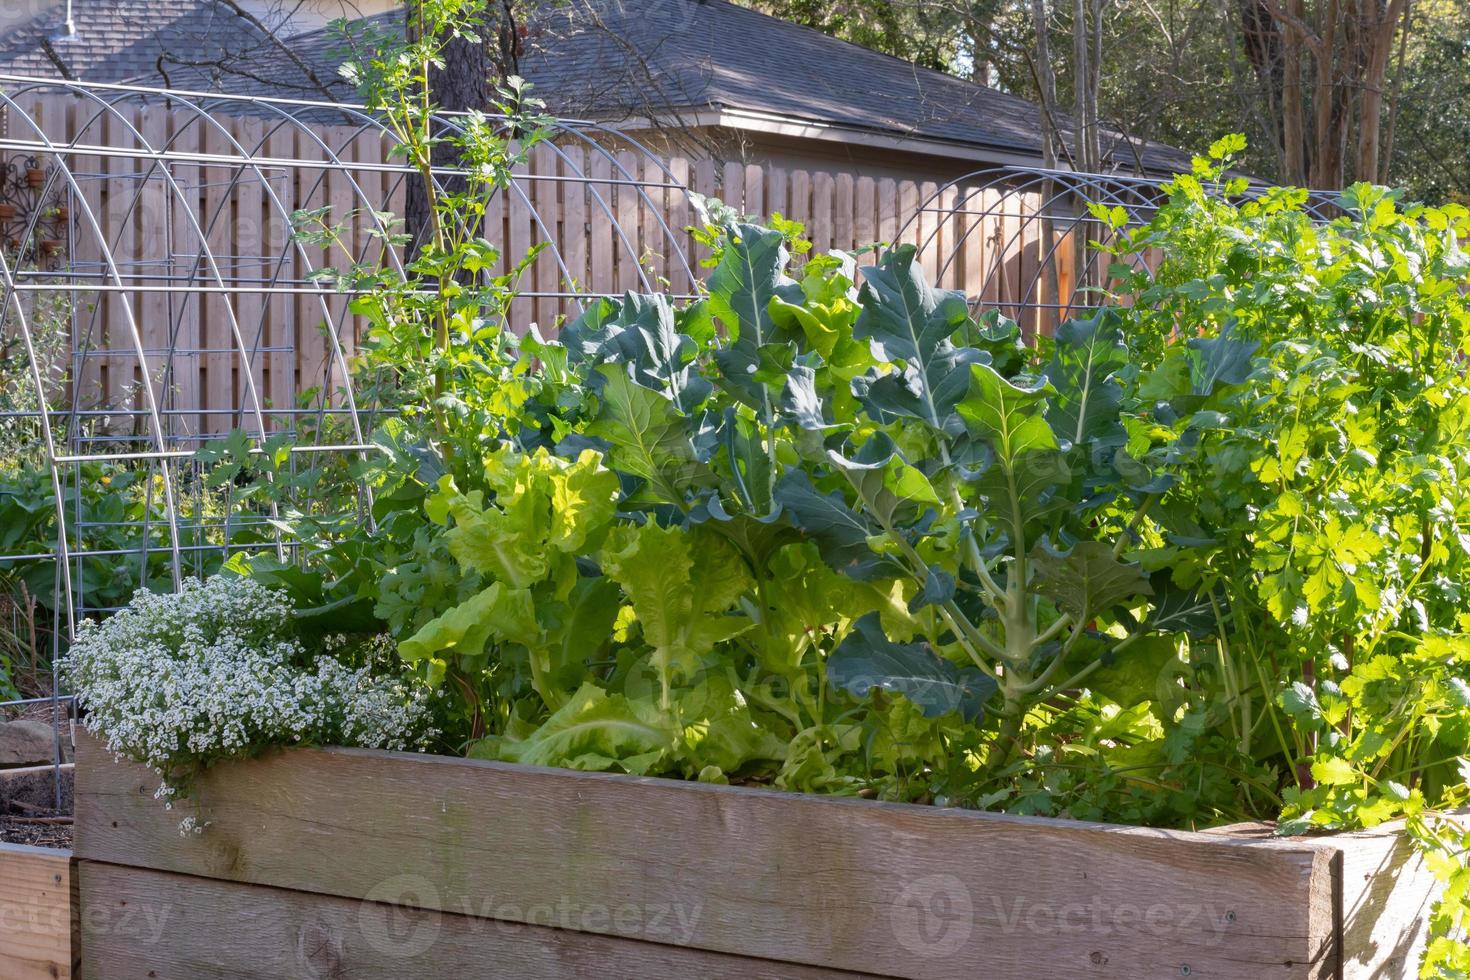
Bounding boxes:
0 75 708 762
0 81 1345 802
896 165 1343 338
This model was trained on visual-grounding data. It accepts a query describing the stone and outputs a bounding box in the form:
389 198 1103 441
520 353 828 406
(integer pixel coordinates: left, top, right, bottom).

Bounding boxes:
0 719 59 766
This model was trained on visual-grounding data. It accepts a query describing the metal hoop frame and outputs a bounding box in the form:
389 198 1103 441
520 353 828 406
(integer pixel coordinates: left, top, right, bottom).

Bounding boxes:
0 74 706 705
895 165 1340 322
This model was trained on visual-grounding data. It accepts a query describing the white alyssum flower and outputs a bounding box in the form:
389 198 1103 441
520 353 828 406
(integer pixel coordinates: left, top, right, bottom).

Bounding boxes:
67 575 435 826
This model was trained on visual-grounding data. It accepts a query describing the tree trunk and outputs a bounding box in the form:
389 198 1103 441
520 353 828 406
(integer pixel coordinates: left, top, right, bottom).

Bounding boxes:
1356 0 1408 183
1073 0 1091 171
404 1 519 261
1281 0 1307 184
1031 0 1061 171
1236 0 1287 171
1309 0 1341 187
1378 0 1412 182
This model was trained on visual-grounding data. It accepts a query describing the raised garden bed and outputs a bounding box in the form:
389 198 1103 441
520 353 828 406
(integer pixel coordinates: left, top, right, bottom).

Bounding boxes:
0 840 77 980
74 731 1437 980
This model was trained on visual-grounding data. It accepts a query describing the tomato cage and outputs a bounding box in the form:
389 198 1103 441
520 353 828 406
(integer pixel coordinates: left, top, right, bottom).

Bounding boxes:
896 165 1343 339
0 74 709 789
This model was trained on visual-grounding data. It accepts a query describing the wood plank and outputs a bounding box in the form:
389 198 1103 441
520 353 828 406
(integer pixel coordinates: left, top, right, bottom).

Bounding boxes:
290 125 331 410
899 180 920 250
261 120 296 425
876 178 897 245
934 183 958 289
664 156 692 298
765 166 787 221
832 173 854 251
960 185 985 313
854 175 876 245
136 104 174 440
690 157 718 269
97 104 133 418
200 120 235 435
508 153 536 326
559 143 589 309
788 169 810 231
743 162 765 221
231 115 268 437
166 109 203 438
529 143 560 334
348 126 387 376
721 160 744 217
613 150 641 294
322 124 357 403
1334 823 1439 979
0 843 76 980
810 171 833 254
76 732 1340 980
585 150 614 302
79 861 881 980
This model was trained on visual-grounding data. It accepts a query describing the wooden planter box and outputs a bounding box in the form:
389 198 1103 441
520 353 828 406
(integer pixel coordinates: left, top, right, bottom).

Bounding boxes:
0 841 77 980
74 731 1437 979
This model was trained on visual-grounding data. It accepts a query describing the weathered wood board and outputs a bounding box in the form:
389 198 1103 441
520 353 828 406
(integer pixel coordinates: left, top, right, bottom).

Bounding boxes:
0 842 77 980
78 861 881 980
74 732 1438 979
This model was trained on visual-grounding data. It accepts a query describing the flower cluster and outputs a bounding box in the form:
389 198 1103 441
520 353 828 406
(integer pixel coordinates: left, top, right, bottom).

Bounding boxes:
67 575 434 828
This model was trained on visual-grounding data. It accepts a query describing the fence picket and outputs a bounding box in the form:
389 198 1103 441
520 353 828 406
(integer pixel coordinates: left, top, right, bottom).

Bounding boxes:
18 94 1103 427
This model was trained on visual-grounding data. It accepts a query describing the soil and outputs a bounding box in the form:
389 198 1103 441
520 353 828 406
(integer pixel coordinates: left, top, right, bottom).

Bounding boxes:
0 700 75 849
0 804 72 849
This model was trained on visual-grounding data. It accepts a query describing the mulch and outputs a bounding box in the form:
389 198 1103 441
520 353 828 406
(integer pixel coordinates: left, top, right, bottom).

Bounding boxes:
0 803 72 849
1 697 75 849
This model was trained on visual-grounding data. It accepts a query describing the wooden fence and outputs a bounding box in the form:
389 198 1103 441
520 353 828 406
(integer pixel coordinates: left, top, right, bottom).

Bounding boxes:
0 93 1082 440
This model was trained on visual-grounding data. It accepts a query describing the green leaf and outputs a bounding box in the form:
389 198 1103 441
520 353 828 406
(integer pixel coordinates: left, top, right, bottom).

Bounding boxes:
708 223 800 408
1311 755 1359 787
564 292 713 413
1086 634 1179 706
530 574 623 696
718 409 777 515
442 489 548 590
545 450 620 554
828 612 997 721
959 365 1060 463
1042 310 1128 448
399 582 536 664
675 676 788 773
1032 541 1153 622
851 245 979 430
962 448 1071 551
1144 579 1220 638
601 523 753 705
1280 681 1323 721
854 244 972 367
775 469 902 582
586 365 710 506
471 683 675 775
1188 326 1259 395
851 345 988 430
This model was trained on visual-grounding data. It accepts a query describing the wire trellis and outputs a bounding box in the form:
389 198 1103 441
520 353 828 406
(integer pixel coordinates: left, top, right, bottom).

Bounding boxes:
895 165 1340 333
0 75 710 798
0 83 1340 812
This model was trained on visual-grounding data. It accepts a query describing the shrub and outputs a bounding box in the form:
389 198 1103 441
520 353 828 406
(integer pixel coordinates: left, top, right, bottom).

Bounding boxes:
67 575 434 829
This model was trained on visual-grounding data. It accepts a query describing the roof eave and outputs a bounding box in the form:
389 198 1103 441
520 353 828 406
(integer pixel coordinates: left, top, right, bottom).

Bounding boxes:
597 104 1180 176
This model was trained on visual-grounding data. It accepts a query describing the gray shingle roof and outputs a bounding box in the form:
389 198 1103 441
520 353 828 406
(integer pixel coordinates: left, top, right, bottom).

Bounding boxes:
0 0 274 83
2 0 1192 174
521 0 1188 172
